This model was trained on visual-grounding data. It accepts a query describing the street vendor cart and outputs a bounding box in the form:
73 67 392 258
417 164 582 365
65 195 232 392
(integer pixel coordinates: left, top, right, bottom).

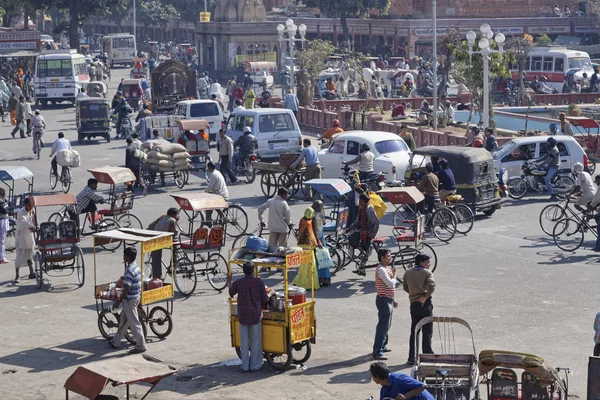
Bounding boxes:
0 166 34 252
94 228 175 343
228 248 317 370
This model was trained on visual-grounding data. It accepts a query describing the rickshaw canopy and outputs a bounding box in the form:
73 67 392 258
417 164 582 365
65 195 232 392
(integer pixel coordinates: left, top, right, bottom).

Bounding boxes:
176 119 210 131
171 193 228 212
86 81 108 98
31 194 76 207
412 146 495 185
478 350 567 389
77 97 109 108
0 166 34 182
304 179 352 197
565 116 599 129
88 166 136 185
378 186 424 204
92 228 174 250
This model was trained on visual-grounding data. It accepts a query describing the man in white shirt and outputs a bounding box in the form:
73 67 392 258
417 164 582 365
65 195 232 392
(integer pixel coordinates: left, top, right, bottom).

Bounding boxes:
590 175 600 252
75 88 88 100
210 79 223 100
49 132 72 177
258 187 292 248
205 161 229 225
233 99 245 112
571 162 596 209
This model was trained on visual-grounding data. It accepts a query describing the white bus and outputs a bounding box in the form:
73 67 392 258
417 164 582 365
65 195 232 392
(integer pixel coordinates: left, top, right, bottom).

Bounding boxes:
102 33 137 67
510 47 594 92
34 50 89 106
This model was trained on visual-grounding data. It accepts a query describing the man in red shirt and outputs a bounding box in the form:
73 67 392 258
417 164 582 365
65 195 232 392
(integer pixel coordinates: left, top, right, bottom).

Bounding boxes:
229 261 269 372
373 249 398 360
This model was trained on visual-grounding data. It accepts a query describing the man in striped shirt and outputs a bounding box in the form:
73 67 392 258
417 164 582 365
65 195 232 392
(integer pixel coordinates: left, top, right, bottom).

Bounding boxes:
373 249 398 360
109 247 146 354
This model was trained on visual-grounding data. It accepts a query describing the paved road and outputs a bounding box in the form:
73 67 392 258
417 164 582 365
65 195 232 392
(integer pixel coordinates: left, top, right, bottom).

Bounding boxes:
0 68 594 399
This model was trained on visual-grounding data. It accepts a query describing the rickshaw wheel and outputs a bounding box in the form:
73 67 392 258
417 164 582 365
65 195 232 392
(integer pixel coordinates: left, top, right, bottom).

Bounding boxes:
75 247 85 287
223 205 248 238
98 309 120 339
265 344 293 371
180 169 190 185
206 253 229 291
117 213 143 232
392 244 437 273
430 208 457 242
34 252 43 290
5 220 16 251
174 256 197 296
125 307 148 344
231 233 251 251
277 174 299 199
393 207 416 229
48 211 68 224
98 218 122 251
260 172 277 198
148 306 173 338
539 204 566 236
174 171 186 189
291 341 311 364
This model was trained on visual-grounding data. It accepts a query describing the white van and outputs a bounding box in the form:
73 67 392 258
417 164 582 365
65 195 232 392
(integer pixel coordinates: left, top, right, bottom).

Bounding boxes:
226 108 302 160
174 99 224 141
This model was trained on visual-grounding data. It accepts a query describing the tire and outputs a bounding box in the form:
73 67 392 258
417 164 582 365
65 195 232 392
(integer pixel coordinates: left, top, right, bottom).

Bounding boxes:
452 204 474 234
430 208 457 242
483 208 497 216
507 177 527 199
391 243 438 273
117 213 143 230
291 341 312 364
75 247 85 287
174 171 186 189
125 307 148 344
61 168 71 193
34 252 43 289
265 343 293 371
106 134 111 143
589 157 597 175
180 169 190 185
539 204 566 236
206 253 229 291
98 309 120 339
277 173 300 199
223 204 248 238
553 176 575 199
174 256 197 296
77 134 84 145
244 162 256 184
328 246 343 277
98 218 122 251
5 219 16 251
49 168 58 190
148 306 173 338
48 211 68 224
260 172 277 197
552 218 584 252
393 207 415 228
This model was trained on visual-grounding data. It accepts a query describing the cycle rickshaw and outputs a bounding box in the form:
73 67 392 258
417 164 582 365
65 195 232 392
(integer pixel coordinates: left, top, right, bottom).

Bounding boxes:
170 193 230 296
0 166 34 252
31 194 84 290
94 228 175 344
175 119 210 179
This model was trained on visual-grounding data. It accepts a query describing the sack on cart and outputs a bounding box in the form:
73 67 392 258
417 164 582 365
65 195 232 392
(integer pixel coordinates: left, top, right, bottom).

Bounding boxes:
56 149 81 168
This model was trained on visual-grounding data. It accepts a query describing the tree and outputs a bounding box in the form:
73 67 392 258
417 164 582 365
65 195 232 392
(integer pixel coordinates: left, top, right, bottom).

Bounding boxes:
106 0 131 28
168 0 217 23
301 0 392 47
506 36 532 106
295 39 335 106
536 34 552 46
138 0 178 28
437 29 461 101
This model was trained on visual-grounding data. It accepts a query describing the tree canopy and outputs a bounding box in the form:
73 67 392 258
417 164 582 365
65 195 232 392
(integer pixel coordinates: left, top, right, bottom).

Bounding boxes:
295 39 335 106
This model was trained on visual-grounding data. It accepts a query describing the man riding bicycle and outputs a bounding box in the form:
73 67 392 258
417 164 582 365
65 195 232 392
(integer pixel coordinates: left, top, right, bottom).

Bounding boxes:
68 178 106 227
49 132 71 178
232 126 256 170
345 193 379 260
31 109 46 155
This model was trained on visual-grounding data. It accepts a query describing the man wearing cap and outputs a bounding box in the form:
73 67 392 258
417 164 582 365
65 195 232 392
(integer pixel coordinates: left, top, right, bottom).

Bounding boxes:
258 187 292 248
125 137 146 195
229 261 269 372
570 162 596 210
10 96 26 138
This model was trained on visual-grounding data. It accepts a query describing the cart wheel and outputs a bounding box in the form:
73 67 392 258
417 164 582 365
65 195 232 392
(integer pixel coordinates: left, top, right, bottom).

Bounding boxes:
206 253 229 291
61 168 71 193
260 172 278 198
148 306 173 338
174 171 186 189
181 169 190 185
277 173 299 199
223 204 248 238
98 218 122 251
265 343 293 371
5 219 16 252
244 163 256 184
125 306 148 344
98 309 120 339
392 244 437 273
430 208 457 242
291 341 312 364
34 252 43 290
49 168 58 190
174 256 197 296
75 247 85 287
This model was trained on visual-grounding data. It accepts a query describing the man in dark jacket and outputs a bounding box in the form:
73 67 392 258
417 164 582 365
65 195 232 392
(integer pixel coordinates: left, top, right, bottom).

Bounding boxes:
484 128 498 152
116 98 132 138
232 126 256 169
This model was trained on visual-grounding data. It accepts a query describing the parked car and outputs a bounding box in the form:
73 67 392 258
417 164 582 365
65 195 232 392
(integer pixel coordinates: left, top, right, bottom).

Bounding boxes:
493 136 586 178
175 99 224 141
318 131 421 185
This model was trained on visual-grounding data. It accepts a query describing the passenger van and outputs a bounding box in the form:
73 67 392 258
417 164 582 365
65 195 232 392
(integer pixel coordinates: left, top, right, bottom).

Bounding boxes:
226 108 302 160
174 99 224 141
509 47 593 92
102 33 137 67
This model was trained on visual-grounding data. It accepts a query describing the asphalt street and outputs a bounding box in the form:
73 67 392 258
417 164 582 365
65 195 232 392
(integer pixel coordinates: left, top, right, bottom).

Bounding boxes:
0 68 595 399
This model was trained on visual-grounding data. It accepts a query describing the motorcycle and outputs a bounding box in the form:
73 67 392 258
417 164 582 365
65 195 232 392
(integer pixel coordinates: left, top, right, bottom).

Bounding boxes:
507 160 575 199
341 164 386 192
232 153 257 184
117 117 133 140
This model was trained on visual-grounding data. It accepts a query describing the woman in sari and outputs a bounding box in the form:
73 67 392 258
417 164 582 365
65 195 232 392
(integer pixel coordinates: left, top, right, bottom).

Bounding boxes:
293 207 320 289
312 200 331 286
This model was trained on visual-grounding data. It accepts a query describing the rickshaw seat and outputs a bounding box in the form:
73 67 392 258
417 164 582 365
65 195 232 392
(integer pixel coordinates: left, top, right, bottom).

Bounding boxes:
207 226 224 248
397 231 416 242
436 368 452 378
180 227 209 250
445 194 463 202
38 222 58 244
41 242 75 252
372 237 387 244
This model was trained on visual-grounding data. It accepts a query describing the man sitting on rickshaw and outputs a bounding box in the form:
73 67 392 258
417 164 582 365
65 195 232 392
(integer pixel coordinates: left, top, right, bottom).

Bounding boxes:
68 178 106 227
345 193 379 260
437 159 456 201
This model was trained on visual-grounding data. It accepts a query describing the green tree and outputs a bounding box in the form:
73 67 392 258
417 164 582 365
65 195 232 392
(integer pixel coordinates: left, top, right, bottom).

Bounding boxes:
506 36 532 106
168 0 217 23
536 34 552 46
437 29 461 101
106 0 131 28
138 0 178 28
295 39 335 106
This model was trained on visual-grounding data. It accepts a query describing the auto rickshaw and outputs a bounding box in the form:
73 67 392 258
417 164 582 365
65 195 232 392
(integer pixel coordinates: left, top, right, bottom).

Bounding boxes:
121 79 145 111
406 146 502 216
130 58 149 80
76 97 111 143
87 81 108 98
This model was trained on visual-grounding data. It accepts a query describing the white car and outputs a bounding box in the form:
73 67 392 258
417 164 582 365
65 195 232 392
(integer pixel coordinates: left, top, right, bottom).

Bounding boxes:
493 136 586 178
318 131 420 185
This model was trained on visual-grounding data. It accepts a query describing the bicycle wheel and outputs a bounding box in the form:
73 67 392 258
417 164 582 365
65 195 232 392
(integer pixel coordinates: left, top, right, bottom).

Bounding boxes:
244 163 256 184
328 246 344 277
61 168 71 193
148 306 173 338
418 243 438 273
5 219 16 251
206 253 229 291
452 204 474 235
260 172 277 198
48 211 69 224
223 204 248 238
180 169 190 184
589 157 597 175
174 171 186 189
75 247 85 287
98 309 120 339
393 207 416 228
552 218 584 252
391 247 419 271
117 213 143 230
430 208 457 242
507 177 527 199
36 138 41 160
98 218 122 251
174 256 197 296
539 204 566 236
49 168 58 190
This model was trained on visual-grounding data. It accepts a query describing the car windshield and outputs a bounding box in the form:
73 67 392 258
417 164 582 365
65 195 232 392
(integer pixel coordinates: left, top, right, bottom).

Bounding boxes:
375 139 408 154
493 141 516 159
568 56 592 69
190 102 219 118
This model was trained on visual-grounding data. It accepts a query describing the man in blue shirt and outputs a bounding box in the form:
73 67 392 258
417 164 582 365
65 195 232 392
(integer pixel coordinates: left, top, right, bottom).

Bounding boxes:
370 361 434 400
436 159 456 201
292 138 322 200
109 247 146 354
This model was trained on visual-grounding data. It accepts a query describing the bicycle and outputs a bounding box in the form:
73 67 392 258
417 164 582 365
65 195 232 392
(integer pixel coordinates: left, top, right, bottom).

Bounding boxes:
539 197 581 235
32 130 44 160
552 209 598 252
393 202 458 242
49 164 71 193
440 195 474 235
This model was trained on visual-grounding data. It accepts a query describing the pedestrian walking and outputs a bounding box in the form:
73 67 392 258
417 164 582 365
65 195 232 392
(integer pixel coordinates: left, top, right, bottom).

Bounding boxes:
372 249 398 360
291 138 322 200
258 187 292 248
0 187 9 264
244 87 255 109
14 197 36 283
148 208 180 279
229 261 269 372
108 247 147 354
10 96 26 138
125 138 146 195
217 129 237 183
226 76 237 111
23 96 33 136
283 88 299 118
402 253 436 365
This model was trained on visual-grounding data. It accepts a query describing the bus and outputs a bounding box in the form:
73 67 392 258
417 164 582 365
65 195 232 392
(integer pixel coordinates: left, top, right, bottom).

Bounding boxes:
34 50 89 106
509 47 594 92
102 33 136 67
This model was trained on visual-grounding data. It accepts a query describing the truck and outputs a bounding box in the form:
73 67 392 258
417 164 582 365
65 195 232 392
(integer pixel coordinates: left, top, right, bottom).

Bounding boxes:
151 59 198 114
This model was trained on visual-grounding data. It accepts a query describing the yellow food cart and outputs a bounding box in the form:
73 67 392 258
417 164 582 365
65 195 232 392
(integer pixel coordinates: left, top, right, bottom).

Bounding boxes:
93 228 175 342
228 248 317 370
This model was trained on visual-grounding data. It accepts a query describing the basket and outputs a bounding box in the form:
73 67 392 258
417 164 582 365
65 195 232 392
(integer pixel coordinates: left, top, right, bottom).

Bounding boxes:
279 153 304 169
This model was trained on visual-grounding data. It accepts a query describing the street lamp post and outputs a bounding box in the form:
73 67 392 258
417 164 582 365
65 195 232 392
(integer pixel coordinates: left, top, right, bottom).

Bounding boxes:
432 0 437 130
277 19 306 94
466 23 505 128
133 0 136 39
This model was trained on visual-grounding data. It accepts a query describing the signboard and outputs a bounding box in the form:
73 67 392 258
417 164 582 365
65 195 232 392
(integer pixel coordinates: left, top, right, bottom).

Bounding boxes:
141 284 174 305
199 12 211 22
0 42 37 51
527 26 570 34
575 26 596 33
0 32 40 40
414 28 458 37
290 304 312 341
353 26 369 34
494 27 524 35
446 8 456 15
396 29 409 36
141 235 173 254
234 52 276 65
371 27 385 35
286 250 313 269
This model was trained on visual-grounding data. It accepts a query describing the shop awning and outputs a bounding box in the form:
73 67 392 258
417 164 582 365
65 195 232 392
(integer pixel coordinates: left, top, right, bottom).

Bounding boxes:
0 50 39 58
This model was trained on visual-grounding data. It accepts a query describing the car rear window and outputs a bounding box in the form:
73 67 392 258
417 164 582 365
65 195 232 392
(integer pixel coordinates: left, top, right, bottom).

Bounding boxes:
190 103 219 118
375 139 408 154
